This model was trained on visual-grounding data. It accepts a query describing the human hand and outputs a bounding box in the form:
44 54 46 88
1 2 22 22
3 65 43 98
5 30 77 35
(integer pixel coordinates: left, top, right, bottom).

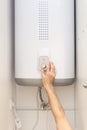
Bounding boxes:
41 62 56 89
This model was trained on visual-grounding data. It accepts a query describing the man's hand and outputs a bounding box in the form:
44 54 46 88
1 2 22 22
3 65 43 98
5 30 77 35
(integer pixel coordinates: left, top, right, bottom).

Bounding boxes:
41 62 73 130
41 62 56 89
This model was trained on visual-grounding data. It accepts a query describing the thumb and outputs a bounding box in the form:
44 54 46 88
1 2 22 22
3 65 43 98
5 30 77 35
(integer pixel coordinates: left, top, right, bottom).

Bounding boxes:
41 69 45 78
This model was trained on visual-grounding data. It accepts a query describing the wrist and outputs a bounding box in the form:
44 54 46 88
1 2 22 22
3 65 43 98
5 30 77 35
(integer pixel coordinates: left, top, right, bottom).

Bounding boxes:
44 84 54 91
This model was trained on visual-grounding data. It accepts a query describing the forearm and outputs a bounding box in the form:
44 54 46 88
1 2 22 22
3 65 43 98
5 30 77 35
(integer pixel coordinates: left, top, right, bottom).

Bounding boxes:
45 85 65 122
45 85 73 130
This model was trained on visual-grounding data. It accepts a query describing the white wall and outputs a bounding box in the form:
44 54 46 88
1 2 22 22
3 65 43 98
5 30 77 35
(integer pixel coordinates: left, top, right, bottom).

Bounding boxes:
0 0 15 130
76 0 87 130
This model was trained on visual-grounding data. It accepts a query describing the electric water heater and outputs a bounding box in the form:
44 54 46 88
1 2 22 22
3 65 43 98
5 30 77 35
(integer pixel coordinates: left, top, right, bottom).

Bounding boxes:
15 0 75 86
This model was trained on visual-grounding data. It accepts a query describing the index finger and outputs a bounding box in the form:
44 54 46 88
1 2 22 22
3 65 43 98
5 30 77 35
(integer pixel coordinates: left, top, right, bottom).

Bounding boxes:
50 62 56 72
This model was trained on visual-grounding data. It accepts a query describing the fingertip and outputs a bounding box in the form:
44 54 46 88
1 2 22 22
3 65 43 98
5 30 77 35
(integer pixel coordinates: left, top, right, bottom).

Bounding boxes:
49 61 53 65
46 64 49 70
41 68 45 74
50 62 56 73
49 61 54 67
41 69 45 77
50 61 54 68
52 62 54 66
40 68 42 72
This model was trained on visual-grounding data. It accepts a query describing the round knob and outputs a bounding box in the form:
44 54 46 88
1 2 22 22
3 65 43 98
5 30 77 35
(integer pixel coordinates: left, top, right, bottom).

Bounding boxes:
42 64 46 71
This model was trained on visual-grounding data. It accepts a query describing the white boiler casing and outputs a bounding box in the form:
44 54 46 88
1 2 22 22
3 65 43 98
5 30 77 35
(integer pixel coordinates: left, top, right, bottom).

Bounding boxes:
15 0 75 86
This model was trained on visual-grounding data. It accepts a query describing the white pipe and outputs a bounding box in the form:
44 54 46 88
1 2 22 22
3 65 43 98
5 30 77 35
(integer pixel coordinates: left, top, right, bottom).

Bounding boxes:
76 0 87 130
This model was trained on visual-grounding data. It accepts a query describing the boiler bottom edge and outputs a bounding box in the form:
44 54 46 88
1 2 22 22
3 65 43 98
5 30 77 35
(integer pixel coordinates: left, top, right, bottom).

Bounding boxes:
15 78 75 86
